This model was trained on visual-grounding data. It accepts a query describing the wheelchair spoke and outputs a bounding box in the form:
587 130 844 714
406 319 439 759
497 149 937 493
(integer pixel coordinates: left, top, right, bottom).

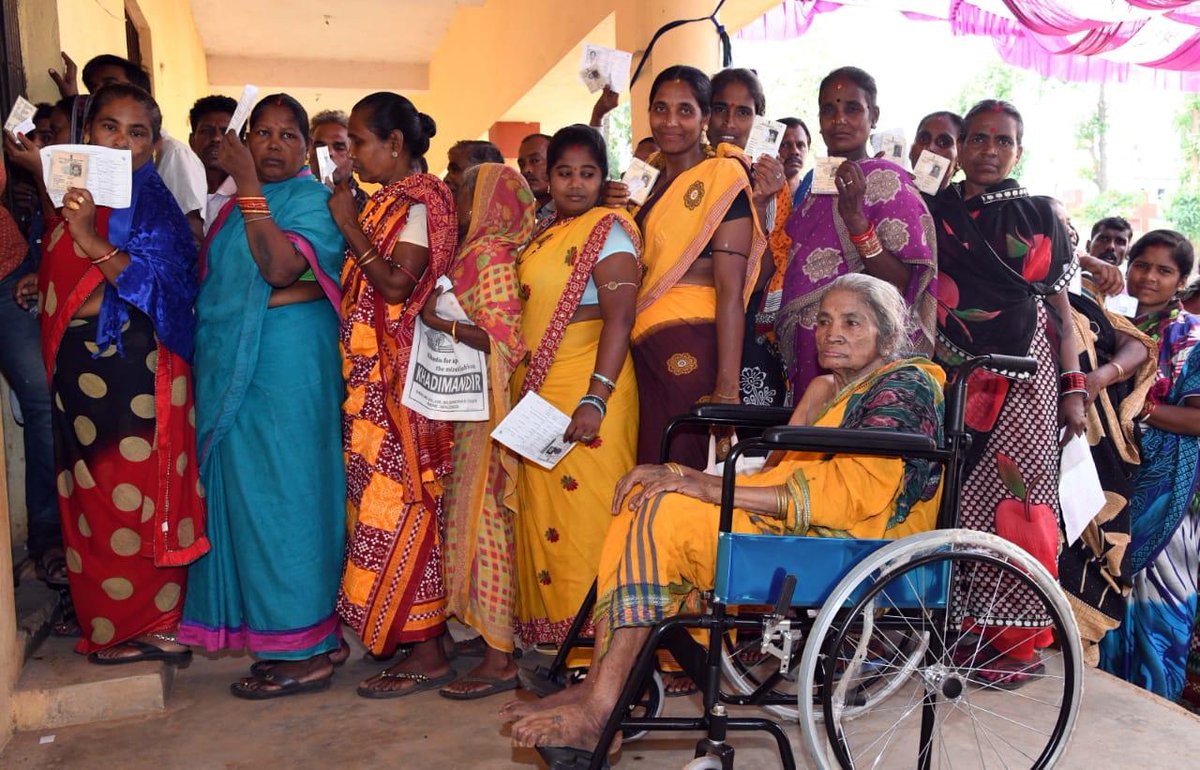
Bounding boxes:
960 698 1040 764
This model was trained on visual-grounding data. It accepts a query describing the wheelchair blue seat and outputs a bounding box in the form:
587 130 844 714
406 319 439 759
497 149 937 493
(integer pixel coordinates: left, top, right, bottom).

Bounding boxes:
713 532 949 609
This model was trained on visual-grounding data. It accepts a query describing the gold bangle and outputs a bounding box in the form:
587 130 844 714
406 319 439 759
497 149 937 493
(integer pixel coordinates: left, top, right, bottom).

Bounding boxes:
1111 361 1126 380
357 248 380 268
665 462 685 477
451 321 458 343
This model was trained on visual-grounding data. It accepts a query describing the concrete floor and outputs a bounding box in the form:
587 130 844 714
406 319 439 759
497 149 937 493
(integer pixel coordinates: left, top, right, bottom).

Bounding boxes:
2 635 1199 769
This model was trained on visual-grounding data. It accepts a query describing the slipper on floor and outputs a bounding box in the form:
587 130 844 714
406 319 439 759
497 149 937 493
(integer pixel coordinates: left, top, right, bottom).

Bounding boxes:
356 669 457 700
88 639 192 667
969 657 1046 691
251 640 350 678
230 670 333 700
439 674 519 701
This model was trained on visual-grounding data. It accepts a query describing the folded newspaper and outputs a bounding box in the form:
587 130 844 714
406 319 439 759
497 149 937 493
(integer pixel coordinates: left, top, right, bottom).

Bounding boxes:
401 276 490 421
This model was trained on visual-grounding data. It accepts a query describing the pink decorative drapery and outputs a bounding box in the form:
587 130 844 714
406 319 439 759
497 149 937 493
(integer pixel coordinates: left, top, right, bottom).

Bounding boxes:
736 1 1200 91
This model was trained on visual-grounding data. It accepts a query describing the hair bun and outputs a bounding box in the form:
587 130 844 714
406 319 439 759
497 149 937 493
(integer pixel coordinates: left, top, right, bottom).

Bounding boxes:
418 112 437 140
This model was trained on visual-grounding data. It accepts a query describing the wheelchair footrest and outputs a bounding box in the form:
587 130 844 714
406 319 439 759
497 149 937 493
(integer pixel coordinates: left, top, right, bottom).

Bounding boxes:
538 746 610 770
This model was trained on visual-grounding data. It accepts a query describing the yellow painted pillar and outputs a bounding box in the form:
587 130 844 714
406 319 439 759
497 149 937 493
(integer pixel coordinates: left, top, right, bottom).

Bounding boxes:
617 0 722 146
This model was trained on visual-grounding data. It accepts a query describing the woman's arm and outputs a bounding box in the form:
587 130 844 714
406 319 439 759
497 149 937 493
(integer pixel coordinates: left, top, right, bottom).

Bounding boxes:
329 179 428 305
563 251 639 443
612 462 785 517
1085 328 1151 404
419 287 491 353
217 134 309 287
1052 289 1086 442
711 215 754 403
60 187 133 285
4 132 56 217
836 162 912 293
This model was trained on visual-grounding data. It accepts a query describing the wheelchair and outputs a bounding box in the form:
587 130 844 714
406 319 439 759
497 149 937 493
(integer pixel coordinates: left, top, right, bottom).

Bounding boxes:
524 353 1084 770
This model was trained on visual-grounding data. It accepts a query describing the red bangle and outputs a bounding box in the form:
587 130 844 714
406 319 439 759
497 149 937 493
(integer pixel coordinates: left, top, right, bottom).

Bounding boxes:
397 263 423 284
848 224 877 244
1060 371 1086 392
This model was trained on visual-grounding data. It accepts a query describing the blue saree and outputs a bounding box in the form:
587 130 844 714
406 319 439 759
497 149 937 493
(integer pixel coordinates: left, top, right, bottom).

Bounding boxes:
180 172 347 660
1100 304 1200 700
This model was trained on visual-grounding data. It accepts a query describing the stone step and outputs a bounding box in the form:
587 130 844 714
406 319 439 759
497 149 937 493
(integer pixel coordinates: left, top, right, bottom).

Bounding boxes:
11 635 174 732
13 564 63 663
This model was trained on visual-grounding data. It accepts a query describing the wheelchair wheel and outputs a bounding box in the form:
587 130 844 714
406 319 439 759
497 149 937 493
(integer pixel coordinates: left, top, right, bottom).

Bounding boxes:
622 670 665 743
720 618 927 723
797 530 1083 770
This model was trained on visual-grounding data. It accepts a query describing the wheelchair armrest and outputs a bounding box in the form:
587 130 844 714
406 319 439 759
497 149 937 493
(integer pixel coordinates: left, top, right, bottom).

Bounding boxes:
759 426 937 455
688 404 794 427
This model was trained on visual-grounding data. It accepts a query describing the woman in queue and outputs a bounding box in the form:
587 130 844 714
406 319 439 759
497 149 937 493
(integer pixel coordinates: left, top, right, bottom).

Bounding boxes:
510 125 642 651
181 94 348 698
424 163 535 698
1100 230 1200 705
927 99 1084 688
34 84 206 664
776 66 936 395
331 92 458 698
623 65 764 468
504 273 945 749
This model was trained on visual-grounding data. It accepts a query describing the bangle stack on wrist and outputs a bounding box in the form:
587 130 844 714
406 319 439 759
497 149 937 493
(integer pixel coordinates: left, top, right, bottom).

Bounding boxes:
848 224 884 260
590 371 617 392
238 196 271 224
1059 370 1087 400
579 394 607 419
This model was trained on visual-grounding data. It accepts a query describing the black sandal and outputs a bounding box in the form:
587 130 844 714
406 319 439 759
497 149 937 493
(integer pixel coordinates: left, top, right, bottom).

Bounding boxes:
36 548 70 588
88 639 192 667
230 670 333 700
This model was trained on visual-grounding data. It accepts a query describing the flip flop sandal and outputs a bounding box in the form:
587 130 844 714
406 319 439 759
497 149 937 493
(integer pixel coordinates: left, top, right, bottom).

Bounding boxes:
251 640 350 678
35 549 71 588
230 670 333 701
438 674 519 701
356 669 457 700
969 658 1046 691
88 639 192 667
663 673 698 698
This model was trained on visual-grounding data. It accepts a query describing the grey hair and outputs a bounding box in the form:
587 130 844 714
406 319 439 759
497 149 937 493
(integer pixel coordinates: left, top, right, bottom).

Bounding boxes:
823 273 911 360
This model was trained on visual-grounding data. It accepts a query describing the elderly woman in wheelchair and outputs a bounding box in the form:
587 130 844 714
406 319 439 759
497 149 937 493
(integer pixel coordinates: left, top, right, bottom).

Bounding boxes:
506 272 946 751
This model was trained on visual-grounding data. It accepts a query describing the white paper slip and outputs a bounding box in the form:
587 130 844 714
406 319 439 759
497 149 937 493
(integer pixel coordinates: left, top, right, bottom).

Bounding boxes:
744 116 786 161
491 392 576 470
1104 293 1139 317
39 144 132 209
912 149 949 196
226 84 259 137
1059 432 1107 546
871 128 907 166
579 44 633 93
401 275 490 422
5 96 35 133
812 157 846 195
316 145 336 187
622 157 660 206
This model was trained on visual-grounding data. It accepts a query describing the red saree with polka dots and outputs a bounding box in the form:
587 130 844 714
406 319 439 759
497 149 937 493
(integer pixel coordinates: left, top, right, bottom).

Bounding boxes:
39 208 207 654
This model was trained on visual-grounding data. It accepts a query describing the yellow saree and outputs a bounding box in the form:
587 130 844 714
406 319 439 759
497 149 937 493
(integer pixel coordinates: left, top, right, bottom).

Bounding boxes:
631 145 766 466
595 357 945 634
443 165 536 653
511 207 643 645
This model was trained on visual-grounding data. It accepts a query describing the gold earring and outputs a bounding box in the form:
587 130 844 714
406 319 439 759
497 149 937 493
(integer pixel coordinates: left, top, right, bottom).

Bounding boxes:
391 150 398 158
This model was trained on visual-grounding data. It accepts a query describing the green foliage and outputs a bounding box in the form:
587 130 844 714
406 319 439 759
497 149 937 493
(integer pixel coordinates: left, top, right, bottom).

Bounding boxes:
1166 189 1200 244
1176 94 1200 187
1071 189 1141 234
604 102 633 179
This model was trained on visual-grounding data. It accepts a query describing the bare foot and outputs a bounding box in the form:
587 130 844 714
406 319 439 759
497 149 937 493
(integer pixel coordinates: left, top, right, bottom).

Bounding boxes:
499 676 593 722
664 672 697 696
511 703 622 753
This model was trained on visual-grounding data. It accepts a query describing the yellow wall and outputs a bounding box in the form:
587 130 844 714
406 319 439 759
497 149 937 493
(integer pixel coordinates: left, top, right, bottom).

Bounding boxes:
129 0 210 139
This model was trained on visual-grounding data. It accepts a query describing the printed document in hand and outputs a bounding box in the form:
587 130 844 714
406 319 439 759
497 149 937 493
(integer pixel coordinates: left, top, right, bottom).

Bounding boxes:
812 157 846 195
1104 293 1139 317
622 157 659 206
40 144 131 208
5 96 35 135
491 392 576 470
316 145 336 187
871 128 907 167
579 44 633 93
1059 432 1107 546
226 84 259 136
744 116 785 162
912 149 948 195
402 276 490 422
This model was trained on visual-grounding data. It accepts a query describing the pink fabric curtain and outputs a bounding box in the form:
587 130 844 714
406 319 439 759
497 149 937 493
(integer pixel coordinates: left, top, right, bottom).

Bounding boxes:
736 0 1200 91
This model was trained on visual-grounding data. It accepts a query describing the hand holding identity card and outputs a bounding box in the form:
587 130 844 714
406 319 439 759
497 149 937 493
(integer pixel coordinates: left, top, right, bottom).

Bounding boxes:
744 116 786 162
579 44 633 93
226 85 259 136
622 158 659 206
40 144 132 208
912 150 948 195
812 157 846 195
5 96 36 136
491 392 576 470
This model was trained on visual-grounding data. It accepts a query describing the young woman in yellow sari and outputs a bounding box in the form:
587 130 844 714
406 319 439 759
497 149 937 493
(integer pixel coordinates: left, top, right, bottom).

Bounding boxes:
512 125 642 648
420 163 536 698
328 92 458 698
505 273 944 750
619 65 766 468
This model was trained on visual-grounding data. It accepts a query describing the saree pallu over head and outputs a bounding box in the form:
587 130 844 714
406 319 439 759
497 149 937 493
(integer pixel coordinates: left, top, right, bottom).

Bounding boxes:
443 164 535 652
338 173 458 653
776 159 937 393
634 144 763 316
519 206 643 395
39 162 207 568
